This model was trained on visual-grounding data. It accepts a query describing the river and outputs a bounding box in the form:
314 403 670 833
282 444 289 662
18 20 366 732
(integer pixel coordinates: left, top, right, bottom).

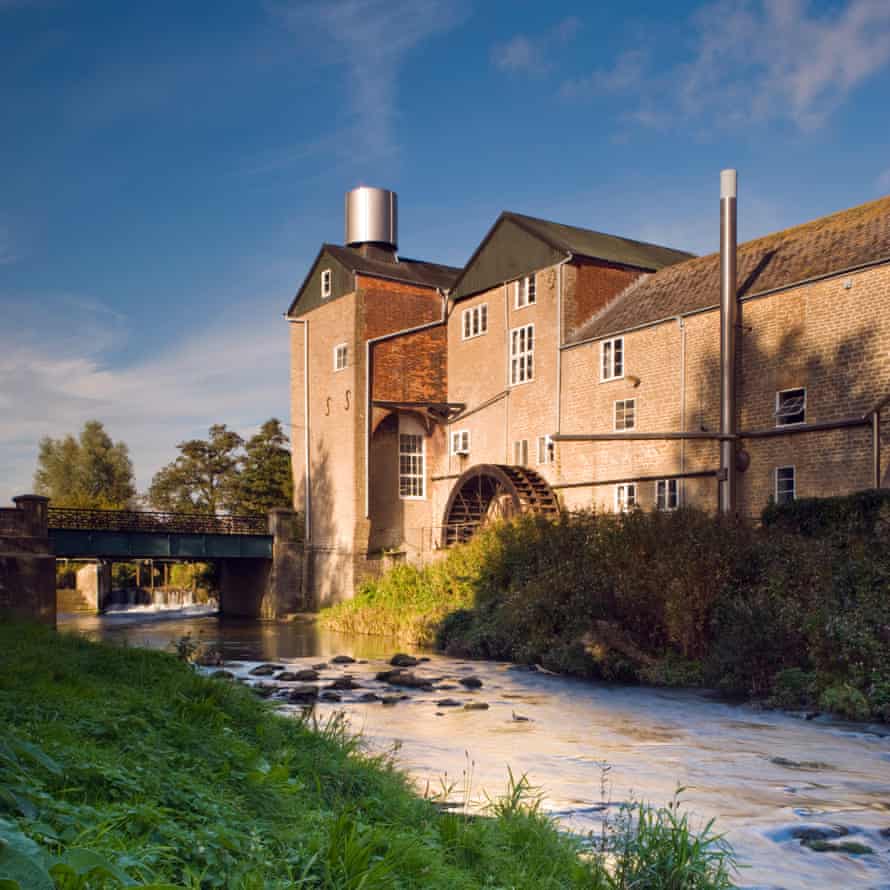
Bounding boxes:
61 609 890 890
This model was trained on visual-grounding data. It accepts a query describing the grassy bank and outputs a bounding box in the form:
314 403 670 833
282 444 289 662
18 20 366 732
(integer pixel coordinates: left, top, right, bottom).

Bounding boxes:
321 497 890 722
0 621 735 889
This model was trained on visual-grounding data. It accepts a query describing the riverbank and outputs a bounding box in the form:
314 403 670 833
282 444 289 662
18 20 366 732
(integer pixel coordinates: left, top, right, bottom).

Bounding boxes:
0 621 737 889
320 499 890 723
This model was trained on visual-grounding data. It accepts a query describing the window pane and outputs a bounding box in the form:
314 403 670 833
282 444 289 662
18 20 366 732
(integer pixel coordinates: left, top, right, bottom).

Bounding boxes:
602 341 612 378
614 339 623 376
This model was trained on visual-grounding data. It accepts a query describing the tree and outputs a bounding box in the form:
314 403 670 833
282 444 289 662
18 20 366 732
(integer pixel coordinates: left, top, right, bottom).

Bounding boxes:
232 419 293 514
34 420 135 508
148 424 243 514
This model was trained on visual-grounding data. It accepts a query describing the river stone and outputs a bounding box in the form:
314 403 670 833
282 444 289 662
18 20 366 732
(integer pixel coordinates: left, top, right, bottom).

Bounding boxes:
358 692 380 702
436 684 458 691
880 827 890 838
279 669 320 682
436 699 462 707
330 655 356 664
287 684 319 703
802 838 874 854
252 682 278 698
418 656 431 663
319 691 342 702
459 676 483 689
210 669 235 681
792 826 850 842
327 676 362 690
249 664 285 676
390 653 419 667
771 756 830 770
464 702 489 711
384 671 434 690
381 695 401 706
312 663 328 670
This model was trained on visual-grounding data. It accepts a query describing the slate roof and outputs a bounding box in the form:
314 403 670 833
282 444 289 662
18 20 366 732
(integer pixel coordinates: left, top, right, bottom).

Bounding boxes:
505 211 696 270
568 194 890 345
323 244 461 290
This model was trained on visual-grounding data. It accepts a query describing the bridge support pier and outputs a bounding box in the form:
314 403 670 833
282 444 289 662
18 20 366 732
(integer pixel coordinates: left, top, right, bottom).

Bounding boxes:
0 496 55 625
218 508 304 619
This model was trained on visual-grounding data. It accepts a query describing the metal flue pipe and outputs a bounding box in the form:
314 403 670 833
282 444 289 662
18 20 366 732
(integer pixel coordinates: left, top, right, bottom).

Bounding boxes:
719 169 738 514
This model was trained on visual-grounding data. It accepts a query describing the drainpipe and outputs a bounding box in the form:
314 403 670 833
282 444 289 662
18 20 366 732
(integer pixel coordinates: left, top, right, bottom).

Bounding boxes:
719 169 738 514
504 281 510 462
677 315 687 497
285 317 311 542
555 254 572 435
873 410 882 489
363 292 449 518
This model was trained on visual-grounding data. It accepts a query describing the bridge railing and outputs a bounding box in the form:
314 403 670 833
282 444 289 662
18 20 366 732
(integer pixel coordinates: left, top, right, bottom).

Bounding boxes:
47 507 269 536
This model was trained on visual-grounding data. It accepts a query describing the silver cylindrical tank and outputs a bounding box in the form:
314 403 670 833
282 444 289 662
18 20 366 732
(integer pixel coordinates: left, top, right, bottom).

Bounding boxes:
345 187 398 249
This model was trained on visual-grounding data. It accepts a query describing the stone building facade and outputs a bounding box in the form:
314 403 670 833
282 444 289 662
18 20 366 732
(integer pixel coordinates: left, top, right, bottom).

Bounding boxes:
287 186 890 605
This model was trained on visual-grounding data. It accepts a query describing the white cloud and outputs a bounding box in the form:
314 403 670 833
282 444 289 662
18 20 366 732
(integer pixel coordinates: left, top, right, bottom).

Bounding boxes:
280 0 466 163
0 296 290 506
560 50 647 98
563 0 890 131
491 16 581 76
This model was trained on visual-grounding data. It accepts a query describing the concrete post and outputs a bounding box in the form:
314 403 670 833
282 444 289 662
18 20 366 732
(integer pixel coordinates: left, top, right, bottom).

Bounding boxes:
0 495 55 625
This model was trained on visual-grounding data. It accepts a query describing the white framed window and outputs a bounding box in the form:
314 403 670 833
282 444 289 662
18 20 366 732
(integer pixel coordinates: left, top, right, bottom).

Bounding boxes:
775 466 795 505
461 303 488 340
399 434 425 499
615 483 637 512
776 388 806 426
536 435 554 465
655 478 679 511
614 398 636 431
321 268 332 299
515 274 536 308
601 337 624 381
451 429 470 455
513 439 529 466
510 323 534 385
333 343 348 371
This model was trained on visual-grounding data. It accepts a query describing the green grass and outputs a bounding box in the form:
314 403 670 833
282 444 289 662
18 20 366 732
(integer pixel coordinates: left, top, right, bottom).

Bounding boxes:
0 621 736 889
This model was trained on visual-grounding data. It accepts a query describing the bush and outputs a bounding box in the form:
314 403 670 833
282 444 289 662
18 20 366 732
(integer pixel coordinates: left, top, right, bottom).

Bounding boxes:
819 683 871 721
761 488 890 539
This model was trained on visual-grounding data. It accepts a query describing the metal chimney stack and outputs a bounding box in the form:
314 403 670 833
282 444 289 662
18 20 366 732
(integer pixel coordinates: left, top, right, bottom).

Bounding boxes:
719 169 738 514
345 186 398 261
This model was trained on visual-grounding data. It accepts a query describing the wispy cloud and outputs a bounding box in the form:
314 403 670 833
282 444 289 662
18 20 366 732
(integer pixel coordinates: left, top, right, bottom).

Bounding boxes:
279 0 467 164
560 49 646 98
563 0 890 131
491 16 581 76
0 295 290 505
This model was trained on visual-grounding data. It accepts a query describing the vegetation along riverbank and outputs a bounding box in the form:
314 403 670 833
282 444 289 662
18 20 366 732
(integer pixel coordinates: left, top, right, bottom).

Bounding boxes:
320 491 890 723
0 621 736 888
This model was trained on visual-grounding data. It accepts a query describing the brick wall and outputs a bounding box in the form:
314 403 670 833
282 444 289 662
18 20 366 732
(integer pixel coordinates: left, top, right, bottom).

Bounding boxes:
562 259 645 340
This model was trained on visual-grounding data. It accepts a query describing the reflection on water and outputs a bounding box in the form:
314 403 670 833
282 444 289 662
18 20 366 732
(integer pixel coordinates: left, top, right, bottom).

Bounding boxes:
60 610 890 890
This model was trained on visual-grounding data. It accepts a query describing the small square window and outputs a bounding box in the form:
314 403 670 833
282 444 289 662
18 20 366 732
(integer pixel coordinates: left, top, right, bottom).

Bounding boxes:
614 399 636 431
333 343 348 371
615 482 636 512
776 388 806 426
515 274 536 308
513 439 528 466
451 429 470 455
656 479 679 511
321 269 332 299
461 304 488 340
601 337 624 381
776 466 795 505
536 435 554 464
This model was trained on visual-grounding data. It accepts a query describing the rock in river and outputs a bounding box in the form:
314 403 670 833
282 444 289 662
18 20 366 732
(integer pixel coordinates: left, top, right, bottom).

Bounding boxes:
436 699 463 707
287 684 319 703
459 676 483 689
330 655 356 664
319 691 342 702
249 664 285 676
464 702 489 711
278 669 320 682
383 671 434 690
390 653 419 667
327 676 363 691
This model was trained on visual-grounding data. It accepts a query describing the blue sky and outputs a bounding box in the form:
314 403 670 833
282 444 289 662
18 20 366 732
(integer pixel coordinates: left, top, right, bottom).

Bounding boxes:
2 0 890 503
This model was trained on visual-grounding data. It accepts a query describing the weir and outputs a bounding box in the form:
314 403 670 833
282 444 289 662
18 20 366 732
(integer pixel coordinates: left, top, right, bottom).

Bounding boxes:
0 496 305 624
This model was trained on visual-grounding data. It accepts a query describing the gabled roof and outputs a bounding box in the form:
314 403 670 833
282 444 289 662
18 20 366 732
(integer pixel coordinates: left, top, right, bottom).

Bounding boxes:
505 212 695 270
449 211 694 301
286 244 461 317
322 244 461 290
568 193 890 345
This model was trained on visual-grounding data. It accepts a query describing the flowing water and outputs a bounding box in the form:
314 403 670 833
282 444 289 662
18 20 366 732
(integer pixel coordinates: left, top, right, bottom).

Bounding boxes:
61 610 890 890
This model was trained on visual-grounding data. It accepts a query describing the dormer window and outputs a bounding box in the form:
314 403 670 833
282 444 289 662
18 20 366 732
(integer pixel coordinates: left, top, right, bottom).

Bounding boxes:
321 269 332 299
515 274 536 308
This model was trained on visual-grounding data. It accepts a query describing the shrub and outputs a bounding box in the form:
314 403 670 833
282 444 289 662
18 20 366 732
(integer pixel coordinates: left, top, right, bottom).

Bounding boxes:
768 668 817 710
819 683 871 721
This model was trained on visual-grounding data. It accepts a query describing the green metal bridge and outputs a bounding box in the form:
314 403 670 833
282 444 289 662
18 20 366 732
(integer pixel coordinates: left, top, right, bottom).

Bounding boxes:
47 508 273 560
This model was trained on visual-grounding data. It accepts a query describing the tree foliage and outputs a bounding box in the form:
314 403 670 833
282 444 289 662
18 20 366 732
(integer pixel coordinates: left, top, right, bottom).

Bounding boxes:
33 420 135 508
147 419 293 515
148 424 244 514
231 418 293 514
